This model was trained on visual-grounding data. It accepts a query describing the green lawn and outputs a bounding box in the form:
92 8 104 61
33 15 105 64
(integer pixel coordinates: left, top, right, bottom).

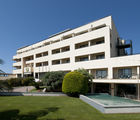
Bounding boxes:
0 96 140 120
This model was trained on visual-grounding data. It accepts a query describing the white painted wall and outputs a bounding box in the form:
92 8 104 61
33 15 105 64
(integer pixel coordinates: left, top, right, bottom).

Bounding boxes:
13 16 140 84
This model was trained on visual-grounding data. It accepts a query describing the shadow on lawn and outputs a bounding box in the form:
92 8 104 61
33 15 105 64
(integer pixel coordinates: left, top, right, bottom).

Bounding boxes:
0 107 64 120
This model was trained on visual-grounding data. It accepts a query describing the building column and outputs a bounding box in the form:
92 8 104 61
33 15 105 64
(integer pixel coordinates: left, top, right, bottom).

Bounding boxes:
137 84 140 100
21 58 23 77
137 66 140 79
108 67 113 79
111 83 115 96
72 33 75 37
88 27 92 32
89 70 94 93
60 48 62 53
88 54 91 61
33 54 36 78
114 84 118 96
88 41 91 47
38 73 40 80
70 44 75 71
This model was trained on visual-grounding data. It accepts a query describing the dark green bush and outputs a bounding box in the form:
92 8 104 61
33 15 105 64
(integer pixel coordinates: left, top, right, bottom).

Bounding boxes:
33 81 43 89
42 71 66 92
46 86 52 91
7 78 22 87
22 77 35 86
0 80 13 92
62 71 88 97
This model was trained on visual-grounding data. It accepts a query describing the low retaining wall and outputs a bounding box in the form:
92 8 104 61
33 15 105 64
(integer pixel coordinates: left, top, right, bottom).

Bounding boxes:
80 95 140 113
0 92 66 96
80 95 105 113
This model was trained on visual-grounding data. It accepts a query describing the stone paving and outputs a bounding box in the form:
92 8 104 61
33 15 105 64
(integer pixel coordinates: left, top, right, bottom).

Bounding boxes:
12 86 35 92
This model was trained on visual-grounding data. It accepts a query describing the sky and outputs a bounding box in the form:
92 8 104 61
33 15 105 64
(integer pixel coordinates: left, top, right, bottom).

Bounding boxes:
0 0 140 73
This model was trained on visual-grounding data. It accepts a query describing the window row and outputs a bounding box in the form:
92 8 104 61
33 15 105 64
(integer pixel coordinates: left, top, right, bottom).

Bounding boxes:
75 52 105 62
75 37 104 49
17 24 106 54
36 51 48 58
17 36 105 60
36 58 70 67
35 53 104 67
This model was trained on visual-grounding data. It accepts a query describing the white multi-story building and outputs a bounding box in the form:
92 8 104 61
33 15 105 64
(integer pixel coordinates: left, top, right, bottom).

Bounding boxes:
13 16 140 99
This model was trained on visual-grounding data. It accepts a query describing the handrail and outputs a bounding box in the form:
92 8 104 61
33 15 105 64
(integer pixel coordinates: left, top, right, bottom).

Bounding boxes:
114 73 139 79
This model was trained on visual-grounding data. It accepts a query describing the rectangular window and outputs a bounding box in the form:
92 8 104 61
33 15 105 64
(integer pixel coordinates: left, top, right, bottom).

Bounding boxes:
52 49 60 54
43 61 48 66
52 60 60 65
96 54 105 59
75 55 89 62
90 37 104 46
62 58 70 64
118 68 132 79
90 52 105 60
36 63 42 67
61 46 70 52
96 70 107 79
75 41 89 49
43 51 48 56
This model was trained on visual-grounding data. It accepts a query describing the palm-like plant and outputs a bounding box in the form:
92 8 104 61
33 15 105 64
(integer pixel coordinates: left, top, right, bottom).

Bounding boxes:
0 59 3 65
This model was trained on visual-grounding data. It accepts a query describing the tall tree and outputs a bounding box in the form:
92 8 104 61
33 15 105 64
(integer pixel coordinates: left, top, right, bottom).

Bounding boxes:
0 59 3 65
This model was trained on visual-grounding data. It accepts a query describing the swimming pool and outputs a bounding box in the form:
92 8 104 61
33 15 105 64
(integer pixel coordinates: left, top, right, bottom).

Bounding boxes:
80 93 140 113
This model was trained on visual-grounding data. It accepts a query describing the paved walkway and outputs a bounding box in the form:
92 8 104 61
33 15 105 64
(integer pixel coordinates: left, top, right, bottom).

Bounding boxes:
12 86 35 92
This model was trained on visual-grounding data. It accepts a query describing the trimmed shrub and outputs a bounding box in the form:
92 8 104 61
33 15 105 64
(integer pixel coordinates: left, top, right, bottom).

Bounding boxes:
62 71 88 97
42 71 66 92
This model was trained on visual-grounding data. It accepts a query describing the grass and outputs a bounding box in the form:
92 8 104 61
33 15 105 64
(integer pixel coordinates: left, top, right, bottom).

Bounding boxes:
30 86 46 92
0 96 140 120
29 88 39 92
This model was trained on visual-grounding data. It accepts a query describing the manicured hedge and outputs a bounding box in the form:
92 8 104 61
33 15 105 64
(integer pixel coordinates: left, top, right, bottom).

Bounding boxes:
62 71 88 96
42 71 66 92
3 77 35 87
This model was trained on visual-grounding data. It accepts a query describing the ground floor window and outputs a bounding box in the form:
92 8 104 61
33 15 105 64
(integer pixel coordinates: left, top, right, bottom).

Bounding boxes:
116 84 136 99
94 83 110 93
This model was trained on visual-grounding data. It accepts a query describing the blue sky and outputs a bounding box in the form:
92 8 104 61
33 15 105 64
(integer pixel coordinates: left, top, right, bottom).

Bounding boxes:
0 0 140 73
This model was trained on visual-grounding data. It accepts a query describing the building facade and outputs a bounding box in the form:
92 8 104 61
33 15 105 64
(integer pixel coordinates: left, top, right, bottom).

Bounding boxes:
13 16 140 99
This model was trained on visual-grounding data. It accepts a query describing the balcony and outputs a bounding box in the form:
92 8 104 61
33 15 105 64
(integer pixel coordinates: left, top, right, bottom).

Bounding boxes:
91 67 140 84
13 69 22 74
26 60 34 64
113 73 139 79
34 66 48 72
13 62 22 67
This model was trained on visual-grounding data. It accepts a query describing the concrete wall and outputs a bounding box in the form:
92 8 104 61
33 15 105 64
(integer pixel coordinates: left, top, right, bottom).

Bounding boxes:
12 15 140 84
0 74 16 80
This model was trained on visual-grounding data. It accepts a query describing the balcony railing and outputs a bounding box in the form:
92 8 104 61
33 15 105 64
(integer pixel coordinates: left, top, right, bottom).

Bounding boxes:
113 73 140 79
92 74 140 80
94 75 108 79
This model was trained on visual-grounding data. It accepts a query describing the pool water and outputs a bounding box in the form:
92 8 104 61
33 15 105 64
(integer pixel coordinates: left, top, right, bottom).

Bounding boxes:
86 94 140 106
